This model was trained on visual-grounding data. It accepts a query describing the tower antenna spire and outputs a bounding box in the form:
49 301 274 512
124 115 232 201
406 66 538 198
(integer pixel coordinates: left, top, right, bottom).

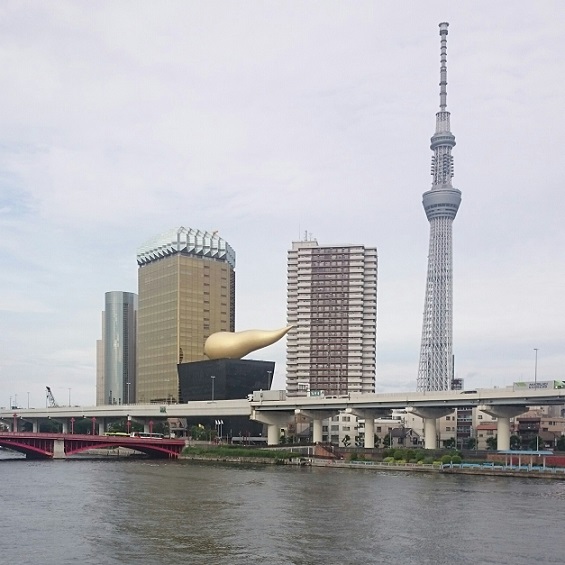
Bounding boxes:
439 22 449 111
430 22 456 188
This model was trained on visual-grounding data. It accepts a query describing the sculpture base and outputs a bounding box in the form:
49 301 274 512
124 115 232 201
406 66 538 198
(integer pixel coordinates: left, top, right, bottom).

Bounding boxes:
177 358 275 402
177 358 275 440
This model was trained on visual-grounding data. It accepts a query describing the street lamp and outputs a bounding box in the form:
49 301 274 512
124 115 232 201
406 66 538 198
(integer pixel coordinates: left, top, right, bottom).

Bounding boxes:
126 382 131 405
211 375 215 401
534 348 539 385
27 392 30 409
68 388 71 407
215 419 224 441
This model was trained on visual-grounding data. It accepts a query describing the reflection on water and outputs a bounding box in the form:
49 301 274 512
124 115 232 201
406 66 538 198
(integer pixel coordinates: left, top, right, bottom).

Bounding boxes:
0 454 564 565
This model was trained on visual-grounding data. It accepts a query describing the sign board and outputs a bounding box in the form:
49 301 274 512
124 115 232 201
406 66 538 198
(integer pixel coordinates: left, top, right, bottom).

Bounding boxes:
513 380 565 391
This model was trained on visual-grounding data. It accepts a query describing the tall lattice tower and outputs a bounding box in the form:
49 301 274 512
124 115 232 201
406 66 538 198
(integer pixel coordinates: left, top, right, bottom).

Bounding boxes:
417 22 462 392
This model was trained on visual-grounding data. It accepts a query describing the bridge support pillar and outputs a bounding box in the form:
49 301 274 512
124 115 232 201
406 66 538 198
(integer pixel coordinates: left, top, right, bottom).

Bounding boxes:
405 407 454 449
477 405 528 451
61 421 68 434
97 418 106 435
53 439 66 459
251 410 292 445
347 409 391 449
295 410 340 443
32 420 39 433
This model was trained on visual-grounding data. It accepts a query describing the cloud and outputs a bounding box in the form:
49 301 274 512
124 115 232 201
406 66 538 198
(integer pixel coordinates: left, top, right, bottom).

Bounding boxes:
1 1 565 405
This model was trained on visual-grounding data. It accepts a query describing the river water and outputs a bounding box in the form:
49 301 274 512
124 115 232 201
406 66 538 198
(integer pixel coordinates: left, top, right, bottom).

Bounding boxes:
1 451 564 565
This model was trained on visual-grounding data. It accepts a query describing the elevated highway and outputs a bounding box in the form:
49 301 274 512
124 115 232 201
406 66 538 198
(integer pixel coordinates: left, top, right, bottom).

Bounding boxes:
248 388 565 448
2 387 563 450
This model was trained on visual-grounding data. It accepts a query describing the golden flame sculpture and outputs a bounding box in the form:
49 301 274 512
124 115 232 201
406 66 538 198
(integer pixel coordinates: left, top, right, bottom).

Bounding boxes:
204 326 293 360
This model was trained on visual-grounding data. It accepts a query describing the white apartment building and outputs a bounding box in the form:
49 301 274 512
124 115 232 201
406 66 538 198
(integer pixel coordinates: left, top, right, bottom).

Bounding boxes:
286 239 377 397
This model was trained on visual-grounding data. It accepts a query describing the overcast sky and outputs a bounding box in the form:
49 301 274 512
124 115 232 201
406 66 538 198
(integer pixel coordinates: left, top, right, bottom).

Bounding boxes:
1 1 564 408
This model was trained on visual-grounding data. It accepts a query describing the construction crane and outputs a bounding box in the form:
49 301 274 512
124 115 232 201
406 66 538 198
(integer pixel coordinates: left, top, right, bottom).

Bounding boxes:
46 386 59 408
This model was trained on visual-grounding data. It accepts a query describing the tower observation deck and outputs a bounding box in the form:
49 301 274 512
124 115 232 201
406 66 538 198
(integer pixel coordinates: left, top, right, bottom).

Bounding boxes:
417 22 462 392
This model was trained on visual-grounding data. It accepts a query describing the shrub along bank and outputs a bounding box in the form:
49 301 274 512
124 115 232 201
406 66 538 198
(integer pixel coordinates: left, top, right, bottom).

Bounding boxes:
347 448 462 466
181 445 301 462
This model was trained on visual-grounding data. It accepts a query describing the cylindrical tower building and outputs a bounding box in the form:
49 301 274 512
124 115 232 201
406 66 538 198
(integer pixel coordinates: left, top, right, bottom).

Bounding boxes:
104 291 138 405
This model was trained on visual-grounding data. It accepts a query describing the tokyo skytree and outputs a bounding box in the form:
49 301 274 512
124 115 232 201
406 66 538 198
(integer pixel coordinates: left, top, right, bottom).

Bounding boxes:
417 22 462 392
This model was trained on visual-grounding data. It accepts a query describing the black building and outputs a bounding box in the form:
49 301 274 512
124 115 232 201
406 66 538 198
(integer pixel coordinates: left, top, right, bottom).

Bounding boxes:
177 358 275 439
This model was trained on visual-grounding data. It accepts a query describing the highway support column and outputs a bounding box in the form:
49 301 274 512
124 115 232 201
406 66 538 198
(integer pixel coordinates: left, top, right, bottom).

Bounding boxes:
405 407 454 449
477 405 528 451
347 408 392 449
294 409 340 443
250 410 292 445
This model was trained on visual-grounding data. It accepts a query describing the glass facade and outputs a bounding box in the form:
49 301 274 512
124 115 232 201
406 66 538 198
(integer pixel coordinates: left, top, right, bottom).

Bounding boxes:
102 291 137 405
136 229 235 404
178 359 274 402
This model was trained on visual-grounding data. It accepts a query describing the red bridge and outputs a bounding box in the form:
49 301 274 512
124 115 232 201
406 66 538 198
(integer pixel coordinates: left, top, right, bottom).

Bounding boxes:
0 432 186 459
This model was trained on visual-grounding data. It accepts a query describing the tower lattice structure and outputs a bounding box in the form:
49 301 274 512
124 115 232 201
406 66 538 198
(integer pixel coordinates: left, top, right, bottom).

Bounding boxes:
417 22 462 392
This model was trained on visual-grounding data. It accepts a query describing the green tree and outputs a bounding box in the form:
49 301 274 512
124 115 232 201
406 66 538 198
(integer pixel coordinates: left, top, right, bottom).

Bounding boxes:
342 434 351 447
74 419 93 434
40 419 62 433
486 436 497 450
189 424 208 441
555 435 565 451
373 435 381 448
528 436 543 451
413 449 425 462
510 435 521 450
465 437 476 450
443 438 455 449
393 449 405 461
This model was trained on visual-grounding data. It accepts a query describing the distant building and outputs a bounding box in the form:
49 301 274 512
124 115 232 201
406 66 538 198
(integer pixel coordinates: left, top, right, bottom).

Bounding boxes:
286 238 377 396
136 227 235 404
515 409 565 450
96 291 137 406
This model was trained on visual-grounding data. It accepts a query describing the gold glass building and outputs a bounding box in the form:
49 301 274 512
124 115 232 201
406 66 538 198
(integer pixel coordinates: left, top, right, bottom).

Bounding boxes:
136 227 235 403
